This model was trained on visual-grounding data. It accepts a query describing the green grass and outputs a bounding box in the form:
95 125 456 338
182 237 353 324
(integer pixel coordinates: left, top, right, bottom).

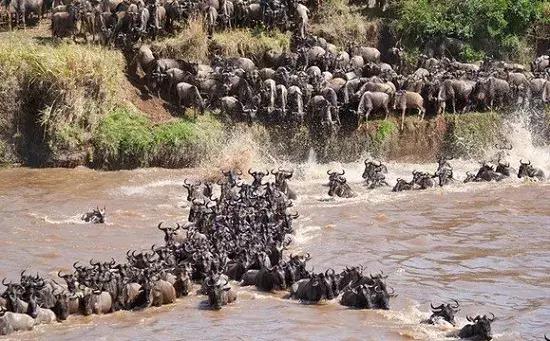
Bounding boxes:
374 120 397 143
93 107 154 169
0 34 125 163
93 108 224 169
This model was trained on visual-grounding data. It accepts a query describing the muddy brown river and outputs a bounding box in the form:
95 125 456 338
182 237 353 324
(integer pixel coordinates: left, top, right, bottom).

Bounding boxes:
0 147 549 341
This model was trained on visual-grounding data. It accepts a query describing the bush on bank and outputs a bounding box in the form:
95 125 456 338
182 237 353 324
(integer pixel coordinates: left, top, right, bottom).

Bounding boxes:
0 34 124 166
312 0 379 49
92 108 224 170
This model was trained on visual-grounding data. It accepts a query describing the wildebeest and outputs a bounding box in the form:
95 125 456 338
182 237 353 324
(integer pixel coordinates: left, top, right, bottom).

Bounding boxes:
327 170 356 198
392 178 414 192
517 160 545 181
394 90 425 130
362 160 389 189
412 170 436 189
495 160 513 177
0 307 34 336
420 300 460 326
204 277 236 310
435 156 454 186
289 271 337 303
81 207 106 224
340 283 393 310
465 163 506 183
453 314 494 340
271 168 296 199
255 266 286 292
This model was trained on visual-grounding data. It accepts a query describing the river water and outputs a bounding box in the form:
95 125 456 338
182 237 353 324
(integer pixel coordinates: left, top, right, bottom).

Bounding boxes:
1 117 549 340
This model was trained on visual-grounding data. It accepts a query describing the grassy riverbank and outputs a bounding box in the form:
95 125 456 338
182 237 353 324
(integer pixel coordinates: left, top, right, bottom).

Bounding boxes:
0 18 548 169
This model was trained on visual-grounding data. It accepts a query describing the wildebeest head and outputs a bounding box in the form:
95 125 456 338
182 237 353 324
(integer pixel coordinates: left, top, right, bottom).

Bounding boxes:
392 178 413 192
52 291 73 321
370 284 393 310
518 160 541 179
58 270 78 293
222 169 242 187
157 222 182 245
205 277 230 310
248 169 269 187
183 179 203 202
427 300 460 326
495 160 512 177
81 207 106 224
362 160 387 179
173 263 193 297
458 314 494 341
338 266 363 291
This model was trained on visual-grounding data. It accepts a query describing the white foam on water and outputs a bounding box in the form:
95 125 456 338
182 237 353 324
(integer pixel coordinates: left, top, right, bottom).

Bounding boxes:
117 179 185 196
42 214 87 225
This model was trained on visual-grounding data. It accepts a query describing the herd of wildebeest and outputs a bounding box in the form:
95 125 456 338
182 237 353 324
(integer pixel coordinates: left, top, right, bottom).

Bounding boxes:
2 151 547 338
1 0 549 339
327 149 547 198
2 0 550 135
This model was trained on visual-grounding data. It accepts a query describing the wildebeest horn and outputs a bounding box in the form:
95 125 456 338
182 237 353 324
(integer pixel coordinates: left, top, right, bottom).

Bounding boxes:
248 168 254 175
205 277 215 287
327 169 332 175
2 278 10 286
545 335 549 341
305 253 311 260
431 303 444 310
388 286 395 296
325 268 335 276
157 222 166 231
466 315 473 322
271 169 276 175
451 299 460 308
110 258 116 266
488 312 495 322
339 170 345 175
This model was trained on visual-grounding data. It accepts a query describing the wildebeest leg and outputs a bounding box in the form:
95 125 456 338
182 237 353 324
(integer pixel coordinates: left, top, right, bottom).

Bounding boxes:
364 108 371 126
383 106 389 120
418 107 425 121
452 97 456 114
401 107 405 130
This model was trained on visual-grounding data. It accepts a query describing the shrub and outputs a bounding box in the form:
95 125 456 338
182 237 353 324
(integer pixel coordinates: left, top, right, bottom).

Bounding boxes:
0 34 125 164
93 108 154 169
210 28 291 63
312 0 379 48
152 16 210 63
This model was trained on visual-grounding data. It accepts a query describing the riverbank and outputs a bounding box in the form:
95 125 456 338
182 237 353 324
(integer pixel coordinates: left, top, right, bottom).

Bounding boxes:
0 24 548 170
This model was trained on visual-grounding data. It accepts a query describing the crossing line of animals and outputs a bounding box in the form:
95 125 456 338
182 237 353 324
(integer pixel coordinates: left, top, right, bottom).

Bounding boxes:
3 160 548 339
328 156 546 198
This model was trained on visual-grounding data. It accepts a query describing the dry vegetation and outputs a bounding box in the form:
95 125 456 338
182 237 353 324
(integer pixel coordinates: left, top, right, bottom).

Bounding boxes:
311 0 379 49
